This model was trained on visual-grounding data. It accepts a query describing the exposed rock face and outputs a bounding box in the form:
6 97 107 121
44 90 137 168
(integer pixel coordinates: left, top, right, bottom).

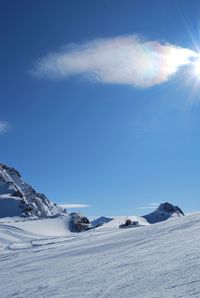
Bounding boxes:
0 163 63 218
70 212 91 232
158 202 184 216
143 202 184 224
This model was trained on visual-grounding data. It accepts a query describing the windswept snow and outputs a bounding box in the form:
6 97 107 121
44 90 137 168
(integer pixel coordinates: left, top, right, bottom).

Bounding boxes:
0 216 72 252
1 215 72 237
1 213 200 297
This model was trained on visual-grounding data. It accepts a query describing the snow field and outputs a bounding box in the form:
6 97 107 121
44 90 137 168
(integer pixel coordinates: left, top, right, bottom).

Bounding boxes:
1 213 200 297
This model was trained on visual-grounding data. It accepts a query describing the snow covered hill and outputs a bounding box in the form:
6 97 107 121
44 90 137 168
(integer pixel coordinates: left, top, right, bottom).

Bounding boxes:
0 163 63 218
1 212 200 297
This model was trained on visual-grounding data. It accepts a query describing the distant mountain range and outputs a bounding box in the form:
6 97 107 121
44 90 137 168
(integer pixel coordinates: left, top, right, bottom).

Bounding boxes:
92 202 185 228
0 163 185 231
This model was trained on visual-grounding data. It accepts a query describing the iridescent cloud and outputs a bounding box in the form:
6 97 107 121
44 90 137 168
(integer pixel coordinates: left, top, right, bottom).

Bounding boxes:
32 35 197 88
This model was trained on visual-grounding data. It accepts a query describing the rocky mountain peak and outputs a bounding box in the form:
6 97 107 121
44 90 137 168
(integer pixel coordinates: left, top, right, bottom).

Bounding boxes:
0 163 63 218
158 202 184 215
143 202 184 224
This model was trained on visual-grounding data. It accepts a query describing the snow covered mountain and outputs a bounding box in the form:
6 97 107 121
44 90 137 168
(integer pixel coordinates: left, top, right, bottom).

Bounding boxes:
0 162 184 234
0 165 193 297
0 163 63 218
143 202 184 224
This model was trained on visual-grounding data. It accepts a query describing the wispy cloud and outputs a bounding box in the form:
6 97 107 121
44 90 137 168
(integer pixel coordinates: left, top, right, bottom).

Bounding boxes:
32 35 197 88
59 204 91 209
137 202 159 210
0 121 10 135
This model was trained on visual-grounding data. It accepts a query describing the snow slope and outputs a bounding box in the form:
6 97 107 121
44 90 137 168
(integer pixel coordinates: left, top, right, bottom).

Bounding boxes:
1 213 200 297
0 215 72 252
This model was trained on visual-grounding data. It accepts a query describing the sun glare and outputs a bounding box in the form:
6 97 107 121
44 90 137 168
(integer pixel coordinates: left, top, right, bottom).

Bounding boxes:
194 58 200 77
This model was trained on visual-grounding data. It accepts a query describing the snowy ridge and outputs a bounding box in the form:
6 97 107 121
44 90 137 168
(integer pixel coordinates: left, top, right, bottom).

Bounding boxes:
0 163 63 218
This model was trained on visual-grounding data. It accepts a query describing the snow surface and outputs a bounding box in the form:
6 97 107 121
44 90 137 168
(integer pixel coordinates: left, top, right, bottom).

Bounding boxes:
1 213 200 297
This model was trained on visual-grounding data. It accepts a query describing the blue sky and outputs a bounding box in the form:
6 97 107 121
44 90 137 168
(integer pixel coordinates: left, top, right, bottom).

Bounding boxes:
1 0 200 216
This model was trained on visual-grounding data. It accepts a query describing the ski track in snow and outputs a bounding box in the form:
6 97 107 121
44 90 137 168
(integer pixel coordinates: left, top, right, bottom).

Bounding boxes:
1 214 200 297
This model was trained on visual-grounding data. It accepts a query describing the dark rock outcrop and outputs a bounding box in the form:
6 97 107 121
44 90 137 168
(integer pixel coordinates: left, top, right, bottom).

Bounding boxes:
158 202 184 216
70 212 91 232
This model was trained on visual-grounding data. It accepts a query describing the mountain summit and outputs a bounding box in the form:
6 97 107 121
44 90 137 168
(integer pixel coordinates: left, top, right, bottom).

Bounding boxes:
143 202 184 224
0 163 63 218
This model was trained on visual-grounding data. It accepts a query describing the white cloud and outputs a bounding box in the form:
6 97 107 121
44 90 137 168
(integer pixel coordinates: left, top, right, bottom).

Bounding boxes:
0 121 10 135
32 35 197 88
137 202 159 210
59 204 90 209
